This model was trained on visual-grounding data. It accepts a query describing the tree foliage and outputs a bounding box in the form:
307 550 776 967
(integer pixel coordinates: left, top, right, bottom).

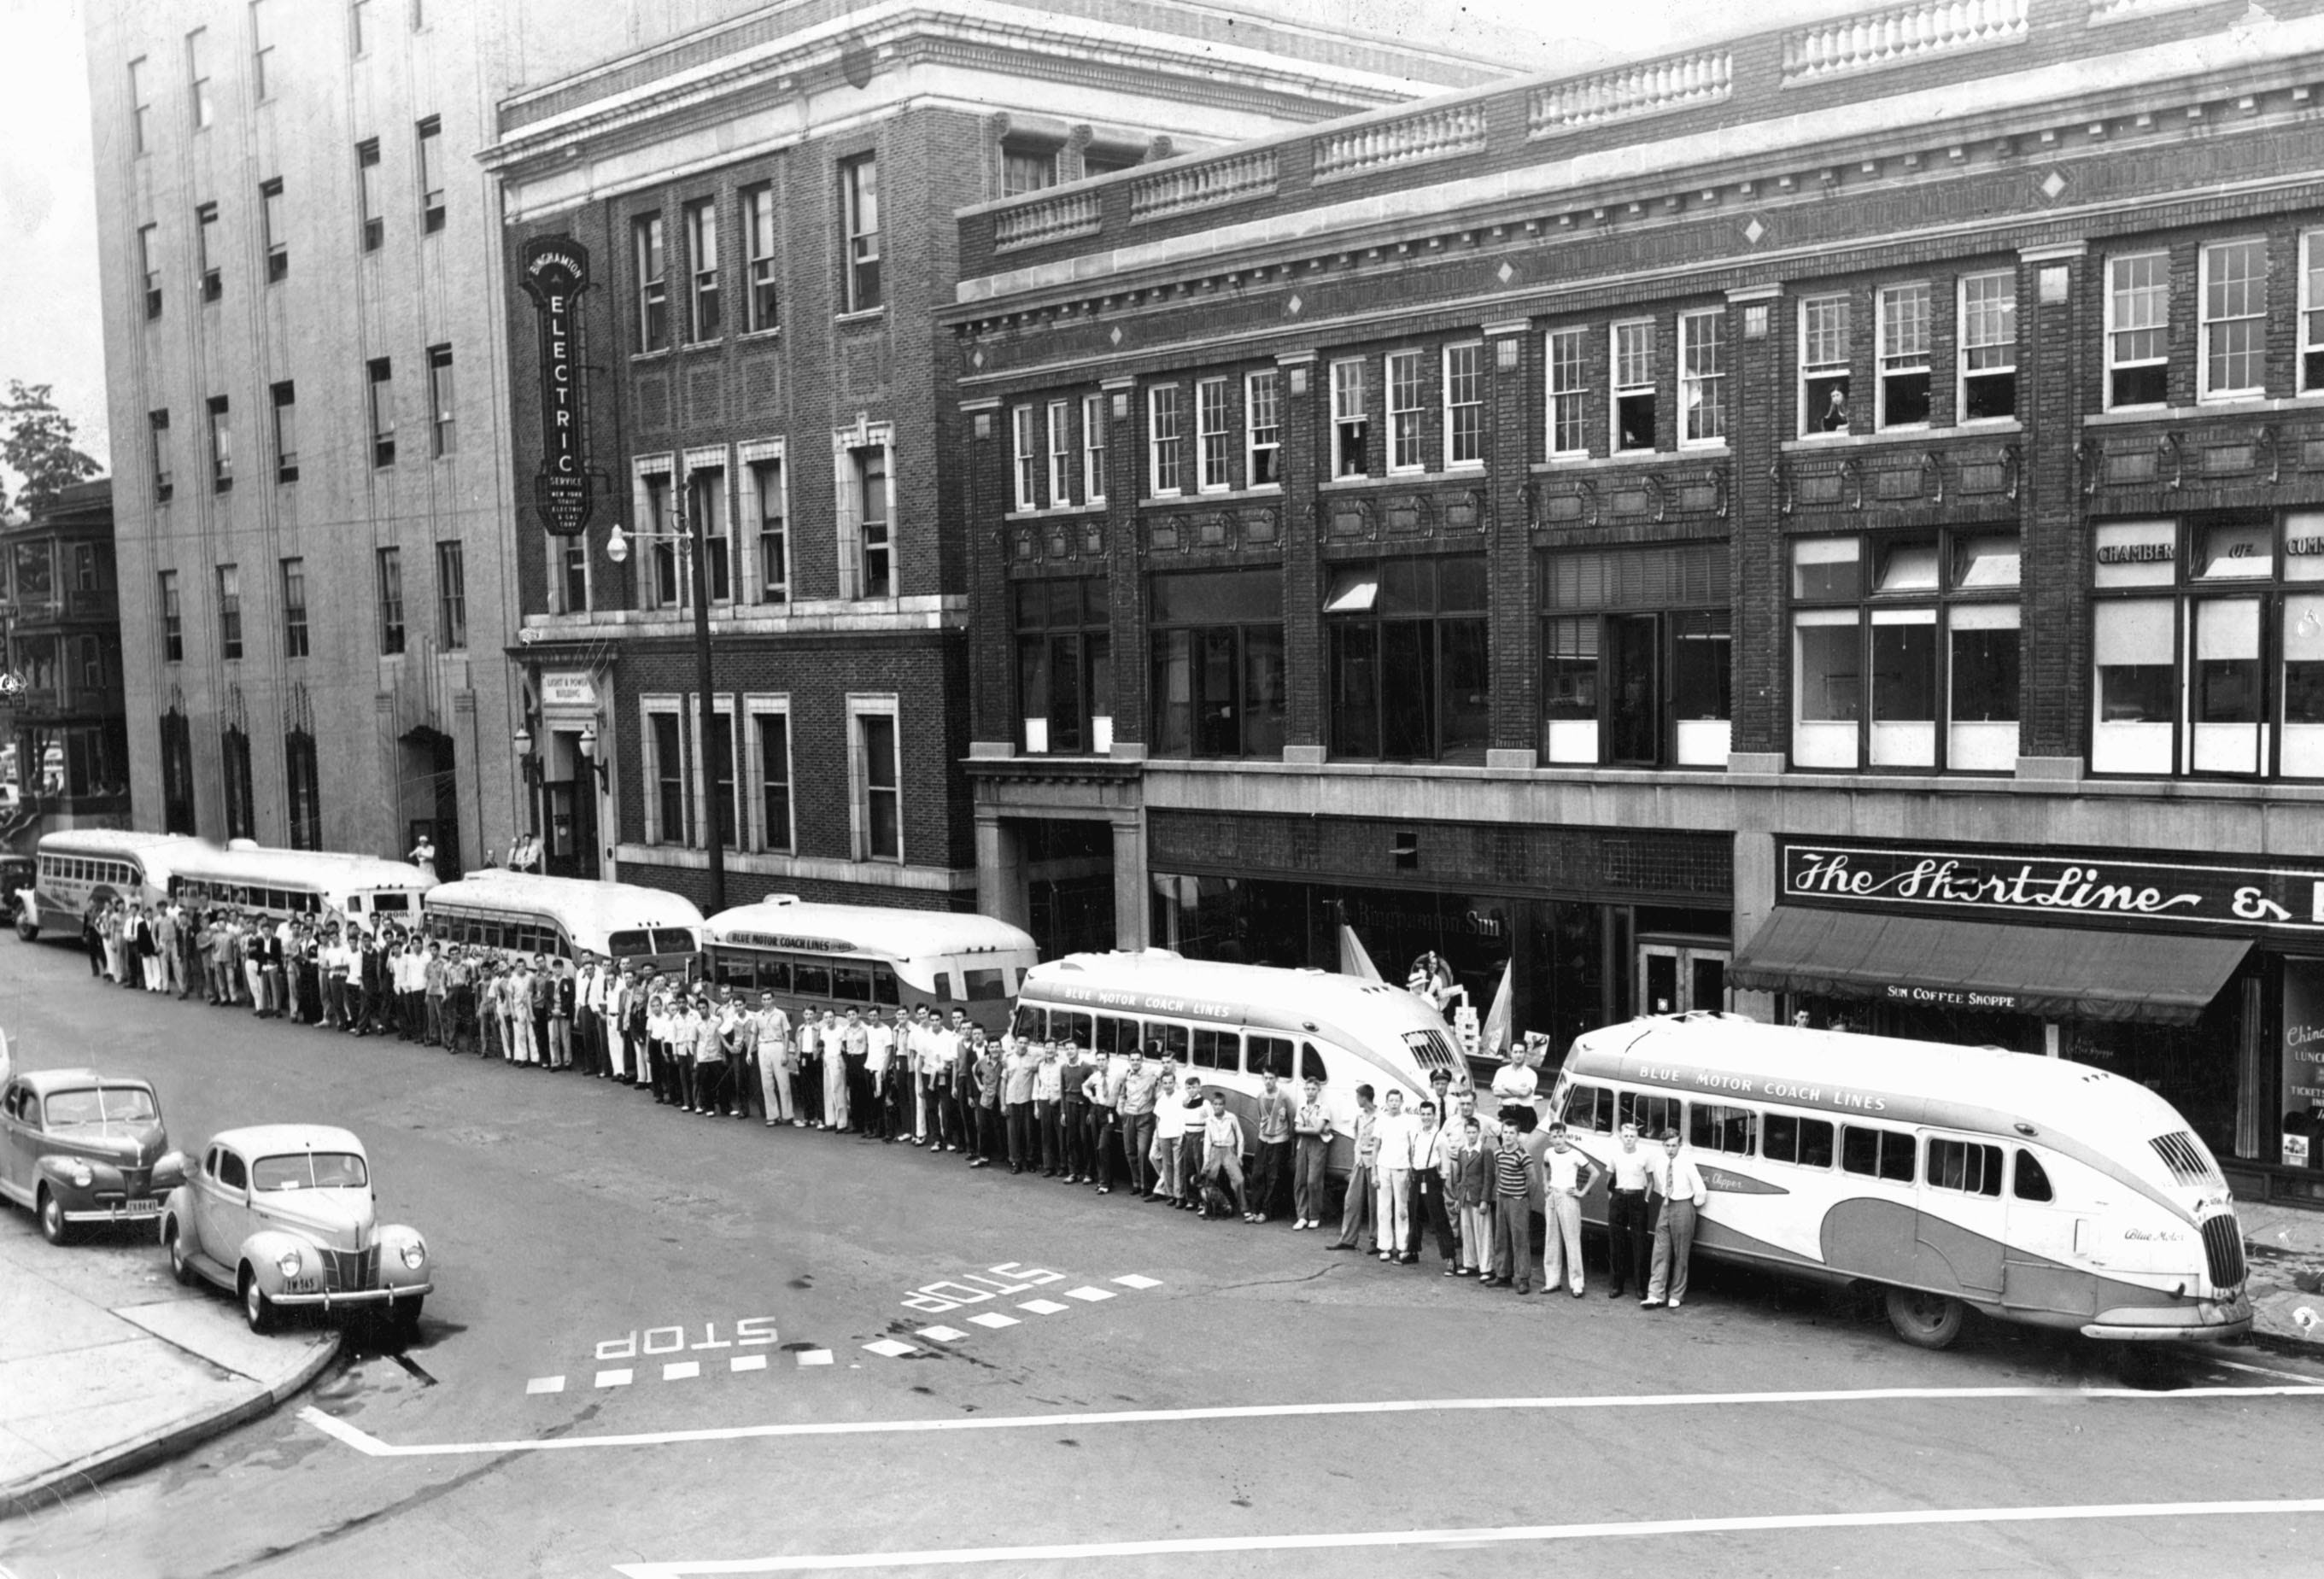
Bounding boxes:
0 383 102 520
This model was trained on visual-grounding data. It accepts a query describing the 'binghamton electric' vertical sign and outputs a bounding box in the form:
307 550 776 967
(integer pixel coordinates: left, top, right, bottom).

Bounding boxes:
520 236 594 536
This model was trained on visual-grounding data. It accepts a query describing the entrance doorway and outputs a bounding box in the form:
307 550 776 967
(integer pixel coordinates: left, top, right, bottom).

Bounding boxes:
1639 939 1728 1016
400 726 462 880
544 728 600 879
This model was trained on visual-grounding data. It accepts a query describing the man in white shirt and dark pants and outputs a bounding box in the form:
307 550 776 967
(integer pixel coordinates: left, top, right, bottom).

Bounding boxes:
1604 1122 1656 1300
1540 1122 1602 1297
1644 1128 1708 1310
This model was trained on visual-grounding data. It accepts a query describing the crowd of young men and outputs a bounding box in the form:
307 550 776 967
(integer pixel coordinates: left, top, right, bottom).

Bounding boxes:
76 898 1710 1303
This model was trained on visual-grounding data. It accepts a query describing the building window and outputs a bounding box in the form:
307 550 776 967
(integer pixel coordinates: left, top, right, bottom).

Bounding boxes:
270 382 296 482
1011 405 1039 510
367 357 395 465
159 571 183 662
1331 359 1370 476
647 706 688 845
206 395 231 491
633 213 667 351
855 707 901 862
558 540 588 615
251 1 275 100
841 154 881 313
2304 231 2324 395
1547 327 1588 457
1016 576 1111 755
1612 321 1656 452
742 184 777 331
149 410 173 500
2106 252 2169 409
641 470 677 607
1956 271 2018 421
1443 343 1484 466
1002 145 1056 196
753 710 793 852
687 459 732 602
1678 308 1727 445
683 197 718 341
1151 569 1283 759
2200 238 2268 401
1197 377 1232 492
159 711 196 833
350 0 372 55
376 547 405 655
1325 556 1490 763
357 139 383 251
187 28 213 129
1246 370 1281 487
1876 282 1932 428
426 343 454 456
1147 385 1183 496
750 456 786 603
1045 401 1073 507
260 178 287 281
196 202 222 301
1082 392 1108 504
435 539 465 648
138 225 162 319
1800 292 1851 434
1791 530 2023 773
1386 351 1425 472
217 564 243 659
129 57 151 154
706 709 738 850
284 730 320 850
280 557 307 658
221 727 255 841
417 115 444 232
1540 545 1731 770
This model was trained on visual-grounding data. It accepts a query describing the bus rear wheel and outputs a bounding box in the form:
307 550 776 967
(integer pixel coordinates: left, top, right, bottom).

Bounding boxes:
1884 1287 1964 1350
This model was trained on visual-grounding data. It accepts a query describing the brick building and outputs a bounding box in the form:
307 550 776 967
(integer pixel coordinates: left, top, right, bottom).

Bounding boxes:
479 1 1508 919
950 0 2324 1205
0 482 130 845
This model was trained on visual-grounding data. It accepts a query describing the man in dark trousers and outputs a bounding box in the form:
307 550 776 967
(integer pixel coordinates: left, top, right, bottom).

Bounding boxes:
1604 1121 1657 1300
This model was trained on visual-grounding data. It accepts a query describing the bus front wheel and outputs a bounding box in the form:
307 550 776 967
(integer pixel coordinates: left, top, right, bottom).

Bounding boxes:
1884 1287 1964 1350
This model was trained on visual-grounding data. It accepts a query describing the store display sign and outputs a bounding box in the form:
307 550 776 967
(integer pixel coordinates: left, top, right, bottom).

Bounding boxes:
519 236 594 537
2284 960 2324 1129
1780 839 2324 937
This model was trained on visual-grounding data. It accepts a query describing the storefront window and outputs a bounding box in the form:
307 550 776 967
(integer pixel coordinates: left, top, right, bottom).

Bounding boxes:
1150 569 1283 758
1326 556 1489 763
2282 957 2324 1167
1015 576 1109 755
1538 543 1730 768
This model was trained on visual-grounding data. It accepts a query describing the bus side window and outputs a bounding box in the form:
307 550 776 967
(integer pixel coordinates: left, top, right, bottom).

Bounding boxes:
1011 1005 1047 1040
793 961 831 999
1926 1137 2002 1197
1763 1114 1835 1167
833 964 874 1003
1191 1028 1226 1069
1248 1034 1295 1080
1689 1102 1757 1156
2013 1149 2053 1202
1089 1015 1127 1056
1566 1083 1613 1135
1619 1091 1679 1140
1301 1043 1326 1085
872 967 900 1007
716 955 757 990
761 957 792 993
1062 1012 1093 1050
1841 1125 1915 1184
1155 1023 1191 1064
932 972 956 1003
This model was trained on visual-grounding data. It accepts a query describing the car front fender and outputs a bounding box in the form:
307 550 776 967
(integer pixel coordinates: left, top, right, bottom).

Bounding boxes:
237 1228 321 1295
33 1153 119 1208
159 1184 196 1249
375 1223 432 1290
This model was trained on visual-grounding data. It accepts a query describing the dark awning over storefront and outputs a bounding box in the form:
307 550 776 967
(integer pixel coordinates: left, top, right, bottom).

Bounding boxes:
1729 907 2250 1026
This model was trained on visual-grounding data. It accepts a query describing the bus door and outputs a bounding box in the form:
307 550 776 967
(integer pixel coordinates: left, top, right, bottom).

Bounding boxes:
1914 1132 2006 1298
1997 1144 2094 1319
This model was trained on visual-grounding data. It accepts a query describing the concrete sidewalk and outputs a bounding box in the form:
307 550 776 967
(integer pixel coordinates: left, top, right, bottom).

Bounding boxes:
0 1211 337 1511
2235 1199 2324 1350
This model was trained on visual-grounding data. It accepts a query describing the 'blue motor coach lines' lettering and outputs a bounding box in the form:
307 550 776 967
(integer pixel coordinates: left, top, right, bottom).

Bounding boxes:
1624 1061 1888 1114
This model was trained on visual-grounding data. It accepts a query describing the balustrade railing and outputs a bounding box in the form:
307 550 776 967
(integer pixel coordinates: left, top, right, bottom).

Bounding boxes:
1530 50 1732 135
1311 102 1488 180
1127 149 1279 223
1782 0 2027 84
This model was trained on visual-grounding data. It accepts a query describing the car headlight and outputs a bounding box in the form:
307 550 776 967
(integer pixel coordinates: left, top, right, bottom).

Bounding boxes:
276 1249 303 1278
68 1163 94 1188
399 1238 427 1269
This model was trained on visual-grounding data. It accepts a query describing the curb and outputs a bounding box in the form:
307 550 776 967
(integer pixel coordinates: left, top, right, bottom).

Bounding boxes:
0 1330 342 1513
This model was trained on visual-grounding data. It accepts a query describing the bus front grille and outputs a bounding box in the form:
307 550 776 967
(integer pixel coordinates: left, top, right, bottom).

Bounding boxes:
2200 1214 2245 1291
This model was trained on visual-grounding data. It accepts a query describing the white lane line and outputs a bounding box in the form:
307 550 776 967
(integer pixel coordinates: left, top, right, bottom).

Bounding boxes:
606 1497 2324 1576
916 1326 969 1342
594 1369 634 1389
1016 1300 1068 1315
730 1354 768 1373
295 1383 2324 1460
1062 1286 1115 1302
526 1376 566 1395
794 1350 833 1368
663 1361 702 1382
966 1313 1018 1330
863 1340 919 1359
1111 1275 1162 1290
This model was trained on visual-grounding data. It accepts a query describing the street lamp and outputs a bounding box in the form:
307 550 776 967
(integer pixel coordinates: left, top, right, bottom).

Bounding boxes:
605 509 725 913
577 722 609 788
512 723 541 834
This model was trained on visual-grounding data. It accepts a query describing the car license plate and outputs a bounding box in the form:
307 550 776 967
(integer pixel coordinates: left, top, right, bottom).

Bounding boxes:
114 1197 157 1214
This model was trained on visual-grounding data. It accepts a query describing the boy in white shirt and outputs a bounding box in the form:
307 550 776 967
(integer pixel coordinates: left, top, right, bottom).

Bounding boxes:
1372 1089 1418 1264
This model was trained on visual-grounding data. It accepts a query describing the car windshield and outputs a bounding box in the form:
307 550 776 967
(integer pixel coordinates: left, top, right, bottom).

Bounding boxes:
251 1151 369 1191
44 1086 159 1126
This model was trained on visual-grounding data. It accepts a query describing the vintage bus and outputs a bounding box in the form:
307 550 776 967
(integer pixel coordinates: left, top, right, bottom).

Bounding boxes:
423 871 703 975
1010 950 1467 1177
19 831 200 942
1553 1013 2252 1350
703 900 1038 1035
165 842 436 931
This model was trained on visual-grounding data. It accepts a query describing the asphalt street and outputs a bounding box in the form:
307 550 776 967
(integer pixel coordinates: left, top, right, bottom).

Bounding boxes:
0 934 2319 1578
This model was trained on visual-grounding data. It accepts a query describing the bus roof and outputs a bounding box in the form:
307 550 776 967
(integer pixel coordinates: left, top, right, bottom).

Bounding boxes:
426 872 705 932
705 900 1034 962
167 844 436 892
36 830 199 859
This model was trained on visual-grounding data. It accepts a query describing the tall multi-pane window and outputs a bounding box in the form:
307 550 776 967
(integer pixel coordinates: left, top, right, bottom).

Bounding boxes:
1613 321 1656 452
1443 343 1483 466
704 710 738 850
217 564 243 659
742 184 777 330
187 28 213 129
260 178 287 281
280 558 308 658
688 462 731 601
1197 377 1231 491
149 411 173 500
754 711 793 852
650 711 688 845
1331 359 1369 476
436 540 465 648
857 711 901 861
1016 576 1112 755
1679 309 1726 445
1540 544 1731 769
1326 557 1490 763
1246 370 1281 487
206 396 231 491
683 198 718 341
375 547 405 655
1047 401 1073 506
1800 293 1852 434
357 139 383 250
559 541 588 614
1011 405 1039 510
1082 392 1108 503
414 116 445 232
2200 239 2268 401
1877 282 1933 427
1148 385 1183 495
841 155 881 313
367 357 395 465
196 202 222 301
222 728 255 841
271 381 297 482
1547 327 1588 456
138 225 162 319
1958 272 2018 421
2304 232 2324 394
426 343 454 456
129 57 151 153
1386 351 1424 471
285 731 320 851
2107 252 2169 408
634 213 668 351
751 458 786 603
160 711 196 832
642 471 678 607
1150 570 1283 759
158 571 183 662
855 446 891 598
251 1 275 100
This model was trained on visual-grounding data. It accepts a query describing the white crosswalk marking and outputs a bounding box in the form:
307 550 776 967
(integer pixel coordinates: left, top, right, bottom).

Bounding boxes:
526 1376 566 1395
1063 1286 1115 1302
863 1339 919 1358
1017 1299 1068 1314
663 1361 701 1381
795 1349 833 1367
917 1326 970 1342
731 1354 768 1373
1111 1274 1162 1290
594 1368 634 1389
